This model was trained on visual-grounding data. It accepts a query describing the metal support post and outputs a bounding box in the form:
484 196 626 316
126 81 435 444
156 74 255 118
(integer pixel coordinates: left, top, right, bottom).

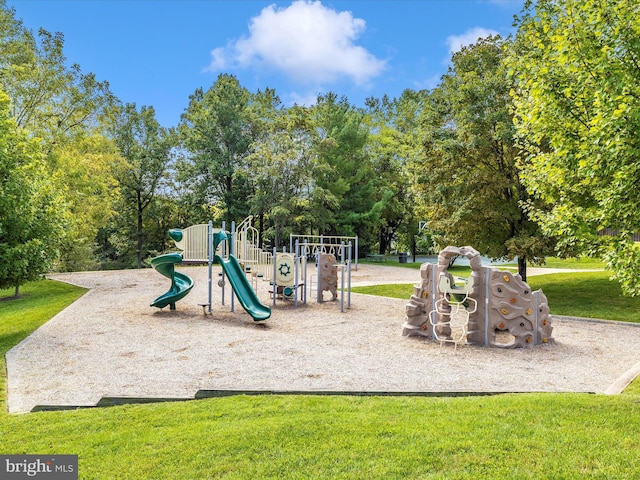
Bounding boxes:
207 220 213 314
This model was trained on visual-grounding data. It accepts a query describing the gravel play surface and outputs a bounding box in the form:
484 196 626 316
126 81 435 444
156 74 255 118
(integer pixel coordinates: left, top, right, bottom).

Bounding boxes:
6 264 640 413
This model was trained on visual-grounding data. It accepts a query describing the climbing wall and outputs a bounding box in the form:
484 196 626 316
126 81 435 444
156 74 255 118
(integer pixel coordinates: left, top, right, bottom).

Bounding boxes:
434 246 485 345
317 253 338 301
487 269 553 348
402 246 553 348
402 262 435 338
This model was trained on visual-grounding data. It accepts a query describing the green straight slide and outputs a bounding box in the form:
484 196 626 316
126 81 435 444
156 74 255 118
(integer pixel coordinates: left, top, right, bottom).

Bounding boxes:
215 253 271 321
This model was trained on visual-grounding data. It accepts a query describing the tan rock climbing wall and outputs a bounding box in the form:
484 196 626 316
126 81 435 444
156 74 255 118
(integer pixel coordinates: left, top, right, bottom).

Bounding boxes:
318 253 338 301
487 269 553 348
403 246 553 348
535 289 553 345
402 262 435 338
434 246 485 344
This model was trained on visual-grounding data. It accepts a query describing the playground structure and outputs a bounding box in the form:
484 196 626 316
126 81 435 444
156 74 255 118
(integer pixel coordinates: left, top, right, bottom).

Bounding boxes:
236 217 356 311
150 224 271 321
317 253 339 301
402 246 553 348
150 216 354 315
169 216 357 278
211 230 271 321
149 230 195 310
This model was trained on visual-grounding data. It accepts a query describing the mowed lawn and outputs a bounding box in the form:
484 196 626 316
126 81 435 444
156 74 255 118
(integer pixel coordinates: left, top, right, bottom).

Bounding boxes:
1 273 640 478
353 262 640 323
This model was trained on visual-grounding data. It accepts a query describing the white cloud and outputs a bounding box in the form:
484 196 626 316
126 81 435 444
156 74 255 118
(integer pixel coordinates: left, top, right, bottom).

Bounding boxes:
209 47 228 70
445 27 499 55
413 74 441 91
207 0 385 86
288 90 321 106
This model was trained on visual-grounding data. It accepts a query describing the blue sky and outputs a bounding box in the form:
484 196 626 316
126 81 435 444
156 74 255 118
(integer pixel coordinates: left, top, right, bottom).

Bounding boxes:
8 0 524 128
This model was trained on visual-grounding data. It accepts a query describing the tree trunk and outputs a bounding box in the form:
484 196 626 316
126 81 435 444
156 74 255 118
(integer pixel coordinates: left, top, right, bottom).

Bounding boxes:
518 255 527 282
379 229 386 255
379 227 394 255
412 235 417 263
257 212 264 249
14 283 19 298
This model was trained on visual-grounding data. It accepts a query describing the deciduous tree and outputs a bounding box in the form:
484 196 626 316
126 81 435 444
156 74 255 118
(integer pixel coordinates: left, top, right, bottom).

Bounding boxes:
0 90 66 296
110 103 175 268
415 36 552 280
0 2 114 145
52 135 121 270
1 1 118 270
247 100 313 248
308 93 382 245
365 91 425 256
179 74 254 225
510 0 640 294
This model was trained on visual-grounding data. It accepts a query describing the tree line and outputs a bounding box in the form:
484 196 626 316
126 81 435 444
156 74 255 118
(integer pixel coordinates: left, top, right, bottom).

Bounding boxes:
1 0 639 296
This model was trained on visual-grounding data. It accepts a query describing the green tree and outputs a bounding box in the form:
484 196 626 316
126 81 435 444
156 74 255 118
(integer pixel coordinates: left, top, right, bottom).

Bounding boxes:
308 93 382 247
1 1 118 270
365 91 425 256
415 36 552 280
247 99 314 248
179 74 254 225
509 0 640 294
52 135 121 271
0 2 114 145
0 90 66 296
110 103 176 268
144 193 182 255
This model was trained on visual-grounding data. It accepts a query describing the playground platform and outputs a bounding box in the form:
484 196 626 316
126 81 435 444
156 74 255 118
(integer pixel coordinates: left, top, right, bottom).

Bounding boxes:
5 264 640 413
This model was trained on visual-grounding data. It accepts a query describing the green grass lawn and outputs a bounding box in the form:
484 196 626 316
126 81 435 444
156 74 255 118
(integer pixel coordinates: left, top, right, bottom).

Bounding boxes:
527 271 640 321
361 255 606 270
360 258 423 269
1 277 640 478
352 270 640 323
537 256 606 269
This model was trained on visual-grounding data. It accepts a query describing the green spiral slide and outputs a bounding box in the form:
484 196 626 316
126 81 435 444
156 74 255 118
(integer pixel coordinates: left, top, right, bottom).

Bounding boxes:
150 231 194 310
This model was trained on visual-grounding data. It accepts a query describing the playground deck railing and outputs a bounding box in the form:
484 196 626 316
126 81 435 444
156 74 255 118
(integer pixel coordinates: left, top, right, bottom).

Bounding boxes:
174 224 210 263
